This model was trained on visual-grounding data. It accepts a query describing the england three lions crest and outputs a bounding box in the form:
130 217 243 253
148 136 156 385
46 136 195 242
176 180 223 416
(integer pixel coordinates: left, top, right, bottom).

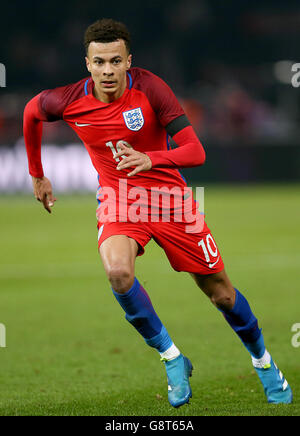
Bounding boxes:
123 107 144 131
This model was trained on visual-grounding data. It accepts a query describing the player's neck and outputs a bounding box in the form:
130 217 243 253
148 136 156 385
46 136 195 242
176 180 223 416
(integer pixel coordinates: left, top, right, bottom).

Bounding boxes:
93 80 127 104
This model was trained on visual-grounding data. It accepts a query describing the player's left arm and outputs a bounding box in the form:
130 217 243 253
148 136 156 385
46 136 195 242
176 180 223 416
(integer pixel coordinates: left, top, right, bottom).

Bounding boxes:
115 121 205 176
115 71 205 175
145 118 206 169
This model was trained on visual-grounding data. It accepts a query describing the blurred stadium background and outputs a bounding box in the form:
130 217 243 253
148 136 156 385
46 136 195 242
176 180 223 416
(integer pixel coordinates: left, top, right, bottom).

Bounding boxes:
0 0 299 416
1 0 300 190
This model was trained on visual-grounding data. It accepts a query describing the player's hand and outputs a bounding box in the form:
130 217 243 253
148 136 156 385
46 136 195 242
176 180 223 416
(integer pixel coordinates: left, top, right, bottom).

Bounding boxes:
114 142 152 177
32 176 57 214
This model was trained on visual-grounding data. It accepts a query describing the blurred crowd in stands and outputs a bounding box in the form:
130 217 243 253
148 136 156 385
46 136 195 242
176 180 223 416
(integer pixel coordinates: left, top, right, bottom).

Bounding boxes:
1 0 300 146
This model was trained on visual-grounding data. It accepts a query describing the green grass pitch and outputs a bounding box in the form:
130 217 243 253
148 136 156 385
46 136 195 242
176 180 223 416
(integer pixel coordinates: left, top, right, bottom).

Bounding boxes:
0 184 299 416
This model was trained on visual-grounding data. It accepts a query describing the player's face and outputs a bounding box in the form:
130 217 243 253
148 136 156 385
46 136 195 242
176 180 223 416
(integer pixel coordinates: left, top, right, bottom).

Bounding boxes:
85 39 132 103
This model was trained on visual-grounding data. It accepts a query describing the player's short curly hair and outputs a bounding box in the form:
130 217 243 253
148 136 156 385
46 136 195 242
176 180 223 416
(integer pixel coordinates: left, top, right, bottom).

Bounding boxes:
84 18 131 55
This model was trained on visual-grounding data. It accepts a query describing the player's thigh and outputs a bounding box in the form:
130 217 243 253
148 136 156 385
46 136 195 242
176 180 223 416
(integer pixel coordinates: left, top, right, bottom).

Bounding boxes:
99 235 139 289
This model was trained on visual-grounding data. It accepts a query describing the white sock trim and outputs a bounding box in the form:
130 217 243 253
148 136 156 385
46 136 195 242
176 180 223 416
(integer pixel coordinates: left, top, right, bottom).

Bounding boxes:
159 344 180 361
251 349 271 368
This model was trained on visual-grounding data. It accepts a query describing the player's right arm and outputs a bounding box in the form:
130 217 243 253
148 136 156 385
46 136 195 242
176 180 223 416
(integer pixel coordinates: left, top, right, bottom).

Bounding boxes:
23 93 57 213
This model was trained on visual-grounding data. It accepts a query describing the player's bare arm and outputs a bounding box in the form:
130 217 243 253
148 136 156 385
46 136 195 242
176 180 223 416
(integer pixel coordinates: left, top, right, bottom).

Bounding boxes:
23 96 57 214
114 142 152 177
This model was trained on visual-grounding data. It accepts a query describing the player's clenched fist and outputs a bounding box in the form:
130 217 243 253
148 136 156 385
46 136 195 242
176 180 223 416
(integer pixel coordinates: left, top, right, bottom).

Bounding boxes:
115 141 152 177
32 176 57 214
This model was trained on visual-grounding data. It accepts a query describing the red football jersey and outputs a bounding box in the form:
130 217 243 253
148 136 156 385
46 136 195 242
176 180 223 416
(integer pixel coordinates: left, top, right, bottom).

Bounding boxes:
24 67 205 221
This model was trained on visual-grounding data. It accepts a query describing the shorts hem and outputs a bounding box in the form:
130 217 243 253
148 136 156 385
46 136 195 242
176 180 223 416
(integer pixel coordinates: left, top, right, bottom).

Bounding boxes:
97 231 147 256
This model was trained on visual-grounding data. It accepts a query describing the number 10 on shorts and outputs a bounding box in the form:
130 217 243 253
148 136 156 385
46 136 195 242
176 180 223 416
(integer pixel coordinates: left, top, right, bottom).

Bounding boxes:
198 234 220 268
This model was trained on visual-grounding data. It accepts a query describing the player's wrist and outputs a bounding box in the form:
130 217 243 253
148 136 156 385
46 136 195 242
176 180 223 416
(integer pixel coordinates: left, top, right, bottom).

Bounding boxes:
144 152 156 168
144 153 153 170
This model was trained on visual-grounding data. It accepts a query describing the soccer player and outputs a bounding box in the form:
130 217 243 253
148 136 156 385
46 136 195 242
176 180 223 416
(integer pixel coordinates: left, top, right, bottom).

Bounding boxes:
23 18 292 408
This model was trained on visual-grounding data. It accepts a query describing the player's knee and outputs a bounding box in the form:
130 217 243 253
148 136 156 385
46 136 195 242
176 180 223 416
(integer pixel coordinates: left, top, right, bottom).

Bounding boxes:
196 271 235 311
107 264 134 294
210 290 235 311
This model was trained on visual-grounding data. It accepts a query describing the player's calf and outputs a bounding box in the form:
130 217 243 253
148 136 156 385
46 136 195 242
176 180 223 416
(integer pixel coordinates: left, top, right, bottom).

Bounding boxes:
193 271 262 352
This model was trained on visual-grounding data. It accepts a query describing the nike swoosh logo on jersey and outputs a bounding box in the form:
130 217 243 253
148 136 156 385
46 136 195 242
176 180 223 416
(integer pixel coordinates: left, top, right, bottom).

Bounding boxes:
75 122 92 127
209 256 220 268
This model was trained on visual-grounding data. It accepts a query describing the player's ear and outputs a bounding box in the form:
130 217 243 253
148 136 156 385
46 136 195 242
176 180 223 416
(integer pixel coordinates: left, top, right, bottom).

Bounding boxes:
126 54 132 70
85 56 91 73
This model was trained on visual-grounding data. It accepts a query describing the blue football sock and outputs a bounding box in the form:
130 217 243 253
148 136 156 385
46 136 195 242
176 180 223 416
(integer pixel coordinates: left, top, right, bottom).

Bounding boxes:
221 288 266 359
112 277 173 353
243 332 266 359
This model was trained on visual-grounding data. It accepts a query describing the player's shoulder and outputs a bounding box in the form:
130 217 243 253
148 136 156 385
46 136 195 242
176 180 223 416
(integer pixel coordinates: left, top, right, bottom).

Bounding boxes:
129 68 185 127
128 67 184 126
128 67 177 110
129 67 168 91
39 77 89 121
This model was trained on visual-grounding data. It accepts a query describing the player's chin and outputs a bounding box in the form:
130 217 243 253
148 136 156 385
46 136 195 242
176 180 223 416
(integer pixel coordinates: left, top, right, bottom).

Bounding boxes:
100 83 118 92
102 88 117 94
